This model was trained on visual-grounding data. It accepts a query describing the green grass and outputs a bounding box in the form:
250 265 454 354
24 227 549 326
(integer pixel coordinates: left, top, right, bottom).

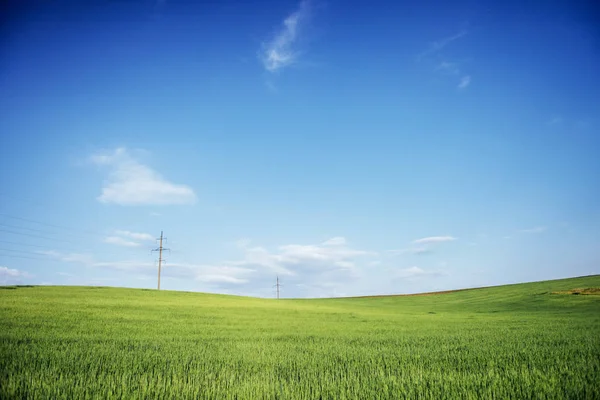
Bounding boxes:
1 275 599 399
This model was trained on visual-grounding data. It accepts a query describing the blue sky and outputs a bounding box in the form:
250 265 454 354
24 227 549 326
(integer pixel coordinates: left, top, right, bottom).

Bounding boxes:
0 0 598 297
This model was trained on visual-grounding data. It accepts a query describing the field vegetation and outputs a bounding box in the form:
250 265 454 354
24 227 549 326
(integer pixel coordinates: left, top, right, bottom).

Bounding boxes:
1 275 599 399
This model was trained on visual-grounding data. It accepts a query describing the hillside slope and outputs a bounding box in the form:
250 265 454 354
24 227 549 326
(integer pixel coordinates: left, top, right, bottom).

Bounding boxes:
1 275 599 399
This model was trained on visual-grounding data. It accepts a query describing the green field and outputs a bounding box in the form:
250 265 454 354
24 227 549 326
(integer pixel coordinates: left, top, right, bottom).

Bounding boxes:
1 276 599 399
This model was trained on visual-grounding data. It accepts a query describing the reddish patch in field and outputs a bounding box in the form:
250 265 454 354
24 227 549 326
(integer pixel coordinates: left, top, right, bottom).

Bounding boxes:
342 287 482 299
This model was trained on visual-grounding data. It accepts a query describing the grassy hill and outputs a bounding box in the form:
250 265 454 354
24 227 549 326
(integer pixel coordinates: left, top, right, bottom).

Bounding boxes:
1 275 599 399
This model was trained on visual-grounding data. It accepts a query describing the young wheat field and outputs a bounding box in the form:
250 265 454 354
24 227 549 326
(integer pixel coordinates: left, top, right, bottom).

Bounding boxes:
1 275 599 399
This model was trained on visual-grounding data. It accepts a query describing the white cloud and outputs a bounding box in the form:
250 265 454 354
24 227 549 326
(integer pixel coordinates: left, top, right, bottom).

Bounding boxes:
413 236 457 245
227 240 376 292
104 236 141 247
458 75 471 89
260 0 311 72
520 226 547 234
0 266 32 284
322 237 346 246
90 147 196 206
115 230 155 242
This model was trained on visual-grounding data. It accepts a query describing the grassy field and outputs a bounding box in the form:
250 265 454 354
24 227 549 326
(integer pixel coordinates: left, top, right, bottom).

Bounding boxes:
1 275 599 399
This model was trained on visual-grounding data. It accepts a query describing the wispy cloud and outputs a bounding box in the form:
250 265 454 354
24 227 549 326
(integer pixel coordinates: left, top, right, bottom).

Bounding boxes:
418 30 467 60
520 226 547 234
260 0 311 73
458 75 471 89
115 230 154 242
388 247 432 256
413 236 457 245
104 236 141 247
419 30 472 89
436 61 460 75
389 236 456 257
322 237 346 246
90 147 196 206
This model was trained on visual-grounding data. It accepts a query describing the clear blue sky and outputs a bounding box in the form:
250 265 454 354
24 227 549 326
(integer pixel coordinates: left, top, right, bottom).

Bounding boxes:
0 0 598 297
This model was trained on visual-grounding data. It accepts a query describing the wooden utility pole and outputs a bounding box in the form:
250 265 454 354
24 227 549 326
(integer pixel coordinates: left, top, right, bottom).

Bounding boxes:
152 231 169 290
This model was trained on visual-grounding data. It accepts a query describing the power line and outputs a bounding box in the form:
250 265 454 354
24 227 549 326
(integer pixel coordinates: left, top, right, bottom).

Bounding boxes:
0 253 54 261
0 239 49 249
0 222 82 238
0 213 107 238
0 247 47 256
0 239 120 259
0 229 77 243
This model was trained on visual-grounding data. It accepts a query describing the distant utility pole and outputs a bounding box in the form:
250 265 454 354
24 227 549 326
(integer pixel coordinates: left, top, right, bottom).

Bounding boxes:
274 275 281 299
152 231 170 290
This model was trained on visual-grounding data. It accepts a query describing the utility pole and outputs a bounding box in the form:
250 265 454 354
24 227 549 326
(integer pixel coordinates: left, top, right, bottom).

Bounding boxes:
152 231 170 290
274 275 281 299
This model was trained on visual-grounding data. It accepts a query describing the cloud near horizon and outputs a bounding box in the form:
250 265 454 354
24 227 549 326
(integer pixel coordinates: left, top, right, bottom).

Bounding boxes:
0 266 33 285
36 236 377 296
90 148 197 206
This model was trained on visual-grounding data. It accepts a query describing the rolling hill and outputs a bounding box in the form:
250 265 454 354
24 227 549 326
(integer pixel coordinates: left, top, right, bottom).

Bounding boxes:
1 275 598 399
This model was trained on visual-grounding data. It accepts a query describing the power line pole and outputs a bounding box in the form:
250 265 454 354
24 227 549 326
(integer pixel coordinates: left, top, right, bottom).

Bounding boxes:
274 275 281 299
152 231 170 290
